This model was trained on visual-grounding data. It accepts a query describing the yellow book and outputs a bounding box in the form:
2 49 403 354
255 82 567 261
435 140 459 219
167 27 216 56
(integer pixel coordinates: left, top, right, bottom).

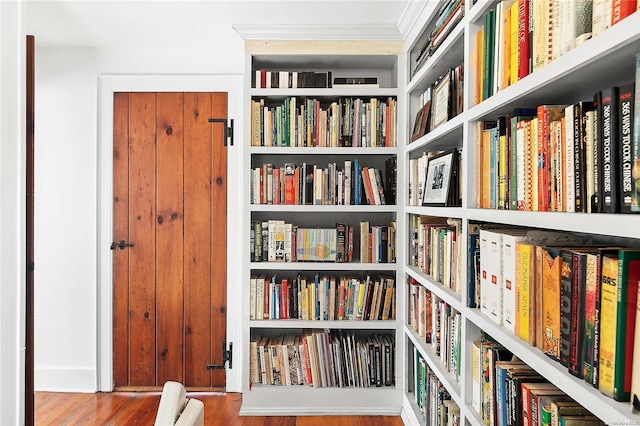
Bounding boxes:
541 246 563 360
356 280 367 320
476 27 485 106
509 0 519 86
501 0 515 90
598 252 620 398
516 242 534 342
530 118 538 211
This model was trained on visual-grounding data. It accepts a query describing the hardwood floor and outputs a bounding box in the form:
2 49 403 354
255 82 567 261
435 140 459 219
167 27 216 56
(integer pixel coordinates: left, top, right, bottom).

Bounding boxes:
35 391 405 425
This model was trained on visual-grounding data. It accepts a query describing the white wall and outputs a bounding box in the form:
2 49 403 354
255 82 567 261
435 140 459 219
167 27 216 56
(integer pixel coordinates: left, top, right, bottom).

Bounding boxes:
34 40 245 392
0 1 26 424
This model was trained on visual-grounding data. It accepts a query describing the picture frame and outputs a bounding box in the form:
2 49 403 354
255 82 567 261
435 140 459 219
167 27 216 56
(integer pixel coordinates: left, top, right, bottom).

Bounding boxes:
410 100 431 142
422 149 456 206
431 70 451 129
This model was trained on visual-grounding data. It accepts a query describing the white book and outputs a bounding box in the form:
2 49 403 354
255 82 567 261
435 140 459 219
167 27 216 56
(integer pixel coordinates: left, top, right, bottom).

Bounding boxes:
564 104 575 212
501 230 529 333
344 160 352 205
249 275 257 320
256 275 265 320
480 229 506 325
268 220 277 262
284 222 292 262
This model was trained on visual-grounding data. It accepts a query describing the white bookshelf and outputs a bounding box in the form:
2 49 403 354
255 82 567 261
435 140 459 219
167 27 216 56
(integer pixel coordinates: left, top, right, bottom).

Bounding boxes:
239 42 406 415
401 1 640 425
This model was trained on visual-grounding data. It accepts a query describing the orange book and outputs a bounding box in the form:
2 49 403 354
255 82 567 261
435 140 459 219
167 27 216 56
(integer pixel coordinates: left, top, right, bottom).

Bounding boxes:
284 163 295 205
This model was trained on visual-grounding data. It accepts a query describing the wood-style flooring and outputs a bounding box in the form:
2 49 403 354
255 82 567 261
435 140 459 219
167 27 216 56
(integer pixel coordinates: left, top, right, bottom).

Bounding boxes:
35 391 405 425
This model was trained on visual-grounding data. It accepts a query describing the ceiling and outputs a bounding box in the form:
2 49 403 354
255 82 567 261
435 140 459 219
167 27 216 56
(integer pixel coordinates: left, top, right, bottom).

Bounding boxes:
25 0 410 49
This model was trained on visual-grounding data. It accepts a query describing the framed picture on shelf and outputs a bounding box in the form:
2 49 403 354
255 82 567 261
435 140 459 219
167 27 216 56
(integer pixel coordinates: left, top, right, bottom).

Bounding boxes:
432 71 451 129
410 101 431 142
422 149 455 206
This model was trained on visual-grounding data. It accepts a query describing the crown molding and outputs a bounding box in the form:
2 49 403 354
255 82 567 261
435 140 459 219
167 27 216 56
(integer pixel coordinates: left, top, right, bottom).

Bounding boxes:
398 0 439 48
233 23 402 41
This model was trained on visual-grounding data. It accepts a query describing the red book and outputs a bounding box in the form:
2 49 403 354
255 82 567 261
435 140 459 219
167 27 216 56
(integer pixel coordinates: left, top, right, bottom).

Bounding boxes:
281 278 289 319
284 163 295 205
260 69 266 88
517 0 530 80
612 0 636 25
536 105 565 211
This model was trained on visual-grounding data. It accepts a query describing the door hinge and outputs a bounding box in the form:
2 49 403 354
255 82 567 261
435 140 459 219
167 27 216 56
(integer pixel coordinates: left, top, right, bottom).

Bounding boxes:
207 341 232 370
208 118 234 146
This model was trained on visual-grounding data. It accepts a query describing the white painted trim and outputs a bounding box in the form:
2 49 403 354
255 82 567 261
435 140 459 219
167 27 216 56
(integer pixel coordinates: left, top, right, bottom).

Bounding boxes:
232 24 402 40
97 74 244 393
34 368 96 393
397 0 430 43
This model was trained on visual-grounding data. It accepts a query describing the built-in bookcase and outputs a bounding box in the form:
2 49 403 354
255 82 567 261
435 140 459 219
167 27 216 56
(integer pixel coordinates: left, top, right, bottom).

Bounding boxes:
402 1 640 425
240 42 406 415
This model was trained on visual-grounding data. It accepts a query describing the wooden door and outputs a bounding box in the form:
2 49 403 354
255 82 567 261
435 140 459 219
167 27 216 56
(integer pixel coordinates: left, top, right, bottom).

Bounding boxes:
112 92 227 389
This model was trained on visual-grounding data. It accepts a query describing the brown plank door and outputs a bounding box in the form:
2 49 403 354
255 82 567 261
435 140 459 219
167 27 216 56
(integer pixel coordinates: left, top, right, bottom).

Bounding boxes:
112 92 228 389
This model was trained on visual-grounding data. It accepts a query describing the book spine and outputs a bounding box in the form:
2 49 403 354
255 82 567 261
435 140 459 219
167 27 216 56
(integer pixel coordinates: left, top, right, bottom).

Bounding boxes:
619 83 635 212
598 253 619 397
601 88 620 212
518 0 530 80
560 249 573 368
568 252 586 378
614 250 640 401
564 105 575 212
573 103 584 212
633 55 640 212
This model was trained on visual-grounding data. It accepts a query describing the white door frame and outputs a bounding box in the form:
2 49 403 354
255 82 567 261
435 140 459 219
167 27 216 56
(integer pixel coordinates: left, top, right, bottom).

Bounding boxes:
97 75 244 392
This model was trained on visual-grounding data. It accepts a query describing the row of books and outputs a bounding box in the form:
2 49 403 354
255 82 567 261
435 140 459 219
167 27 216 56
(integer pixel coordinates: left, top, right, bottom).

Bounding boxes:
250 158 397 206
471 333 605 425
475 226 640 403
412 0 464 77
250 97 397 148
408 149 463 207
412 347 460 425
249 331 395 388
410 216 463 294
250 220 397 264
249 273 396 322
411 65 464 140
476 87 640 213
474 0 637 103
253 70 333 89
408 279 462 382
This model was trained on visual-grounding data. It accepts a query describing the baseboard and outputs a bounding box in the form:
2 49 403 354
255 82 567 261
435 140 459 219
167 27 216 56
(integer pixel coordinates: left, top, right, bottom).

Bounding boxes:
35 367 96 392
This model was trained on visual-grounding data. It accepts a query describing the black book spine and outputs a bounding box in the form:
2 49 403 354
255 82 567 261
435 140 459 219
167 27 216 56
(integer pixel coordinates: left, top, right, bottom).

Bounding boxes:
560 249 573 367
619 83 635 213
568 252 585 378
601 87 620 212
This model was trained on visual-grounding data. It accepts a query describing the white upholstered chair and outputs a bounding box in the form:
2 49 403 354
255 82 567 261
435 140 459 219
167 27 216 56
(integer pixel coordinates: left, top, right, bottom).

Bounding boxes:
154 381 204 426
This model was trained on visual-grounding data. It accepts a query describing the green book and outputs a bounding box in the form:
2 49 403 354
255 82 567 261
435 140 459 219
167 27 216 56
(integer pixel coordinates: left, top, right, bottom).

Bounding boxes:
483 9 495 101
613 249 640 401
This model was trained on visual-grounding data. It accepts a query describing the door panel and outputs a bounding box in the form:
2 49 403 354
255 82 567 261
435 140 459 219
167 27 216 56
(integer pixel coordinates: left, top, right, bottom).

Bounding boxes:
112 92 130 386
210 93 228 386
113 91 227 388
127 92 158 387
156 92 185 384
184 93 214 387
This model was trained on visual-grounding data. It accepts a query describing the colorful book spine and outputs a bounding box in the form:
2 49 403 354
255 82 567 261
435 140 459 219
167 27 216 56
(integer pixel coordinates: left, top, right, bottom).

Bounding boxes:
619 83 635 213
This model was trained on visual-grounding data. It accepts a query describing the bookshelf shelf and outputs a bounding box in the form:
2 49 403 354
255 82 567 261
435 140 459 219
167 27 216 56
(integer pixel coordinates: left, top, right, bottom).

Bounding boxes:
404 206 464 217
406 113 464 152
251 88 399 98
402 1 640 425
250 319 397 330
405 265 463 311
250 204 397 213
467 208 640 240
240 385 402 416
249 146 398 155
242 42 403 416
249 262 397 271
